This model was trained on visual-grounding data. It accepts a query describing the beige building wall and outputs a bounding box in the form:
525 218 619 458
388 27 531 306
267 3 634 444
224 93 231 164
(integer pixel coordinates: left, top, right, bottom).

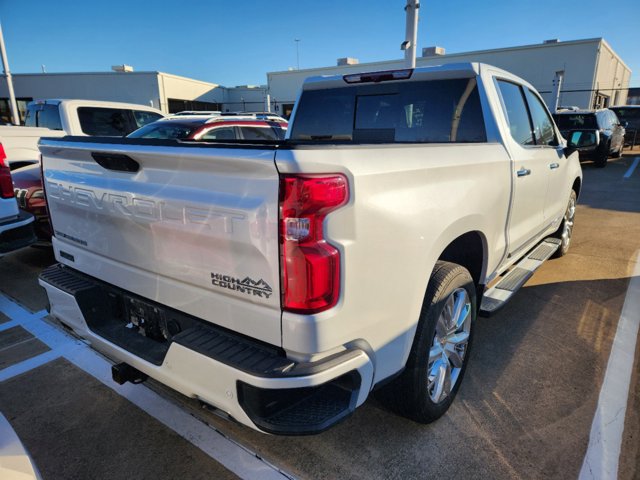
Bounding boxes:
267 38 631 114
156 72 224 113
0 72 161 108
592 40 631 107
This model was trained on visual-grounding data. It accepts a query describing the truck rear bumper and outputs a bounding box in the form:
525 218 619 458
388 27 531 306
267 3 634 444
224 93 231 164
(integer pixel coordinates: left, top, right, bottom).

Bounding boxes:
0 210 36 256
39 264 374 435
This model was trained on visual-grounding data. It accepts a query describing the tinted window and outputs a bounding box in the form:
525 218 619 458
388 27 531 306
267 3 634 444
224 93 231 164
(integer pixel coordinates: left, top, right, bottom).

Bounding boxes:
127 122 197 139
524 89 558 146
240 126 282 141
133 110 163 128
553 114 597 130
199 126 237 140
291 78 486 143
496 80 534 146
610 108 640 127
78 107 131 136
25 104 62 130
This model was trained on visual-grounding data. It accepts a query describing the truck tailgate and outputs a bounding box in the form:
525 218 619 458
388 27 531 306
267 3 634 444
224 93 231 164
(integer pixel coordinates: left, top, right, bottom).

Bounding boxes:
39 138 282 346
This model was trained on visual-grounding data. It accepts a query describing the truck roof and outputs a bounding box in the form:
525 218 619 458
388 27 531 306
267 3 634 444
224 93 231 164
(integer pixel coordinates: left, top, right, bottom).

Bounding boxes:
300 62 531 92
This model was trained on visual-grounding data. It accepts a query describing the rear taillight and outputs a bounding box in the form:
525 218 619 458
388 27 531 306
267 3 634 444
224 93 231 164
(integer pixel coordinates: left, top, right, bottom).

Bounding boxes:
0 143 14 199
279 174 348 314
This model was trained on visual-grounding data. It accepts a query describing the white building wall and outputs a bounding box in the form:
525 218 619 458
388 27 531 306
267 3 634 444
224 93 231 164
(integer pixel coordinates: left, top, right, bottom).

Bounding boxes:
0 72 161 109
157 72 225 113
223 86 268 112
268 39 629 113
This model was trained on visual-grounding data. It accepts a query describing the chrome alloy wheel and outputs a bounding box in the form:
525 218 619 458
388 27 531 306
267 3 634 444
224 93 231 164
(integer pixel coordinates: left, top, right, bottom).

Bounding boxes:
427 287 472 404
561 195 576 250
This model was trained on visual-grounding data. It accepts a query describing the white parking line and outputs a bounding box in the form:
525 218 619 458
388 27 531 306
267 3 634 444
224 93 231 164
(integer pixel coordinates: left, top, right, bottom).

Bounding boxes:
579 250 640 480
623 157 640 179
0 294 292 480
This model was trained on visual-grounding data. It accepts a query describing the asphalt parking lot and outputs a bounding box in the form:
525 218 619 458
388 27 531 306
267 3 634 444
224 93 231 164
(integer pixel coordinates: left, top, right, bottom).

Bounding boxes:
0 153 638 480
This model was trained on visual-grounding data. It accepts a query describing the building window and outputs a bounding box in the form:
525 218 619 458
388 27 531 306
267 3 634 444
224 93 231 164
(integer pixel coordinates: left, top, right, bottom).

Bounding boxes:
593 93 610 109
281 103 295 119
0 98 33 125
167 98 221 114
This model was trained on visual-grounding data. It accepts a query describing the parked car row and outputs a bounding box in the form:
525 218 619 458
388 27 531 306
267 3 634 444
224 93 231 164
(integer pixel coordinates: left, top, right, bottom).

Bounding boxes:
610 105 640 147
552 108 625 168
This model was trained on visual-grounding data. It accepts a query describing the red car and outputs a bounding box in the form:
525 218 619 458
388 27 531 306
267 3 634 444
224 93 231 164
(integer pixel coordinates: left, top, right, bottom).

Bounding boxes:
12 163 50 241
11 117 288 242
127 116 288 141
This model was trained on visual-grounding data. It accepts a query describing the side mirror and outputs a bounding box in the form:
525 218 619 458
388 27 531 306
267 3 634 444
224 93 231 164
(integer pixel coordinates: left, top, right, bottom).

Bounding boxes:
623 121 628 128
564 130 598 157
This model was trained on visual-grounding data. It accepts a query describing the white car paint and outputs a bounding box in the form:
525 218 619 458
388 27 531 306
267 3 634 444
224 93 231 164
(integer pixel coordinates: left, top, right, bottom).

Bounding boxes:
38 63 582 433
0 99 164 169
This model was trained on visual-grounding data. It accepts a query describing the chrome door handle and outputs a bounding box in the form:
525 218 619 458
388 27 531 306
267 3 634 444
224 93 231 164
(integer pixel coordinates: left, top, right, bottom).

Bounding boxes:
549 163 560 169
517 168 531 177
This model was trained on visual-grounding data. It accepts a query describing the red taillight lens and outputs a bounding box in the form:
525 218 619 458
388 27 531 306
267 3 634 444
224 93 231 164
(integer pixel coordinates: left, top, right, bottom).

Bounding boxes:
0 143 14 199
279 174 348 314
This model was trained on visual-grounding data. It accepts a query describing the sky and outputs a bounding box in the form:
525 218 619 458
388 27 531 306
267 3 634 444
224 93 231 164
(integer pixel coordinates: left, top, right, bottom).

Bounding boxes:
1 0 639 87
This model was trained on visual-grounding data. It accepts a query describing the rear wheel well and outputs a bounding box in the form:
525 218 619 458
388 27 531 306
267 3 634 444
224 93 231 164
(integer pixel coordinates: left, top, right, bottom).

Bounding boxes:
438 232 485 289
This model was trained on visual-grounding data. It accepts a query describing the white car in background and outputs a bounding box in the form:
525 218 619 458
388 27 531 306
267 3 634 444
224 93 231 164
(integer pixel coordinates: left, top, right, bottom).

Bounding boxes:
1 99 164 170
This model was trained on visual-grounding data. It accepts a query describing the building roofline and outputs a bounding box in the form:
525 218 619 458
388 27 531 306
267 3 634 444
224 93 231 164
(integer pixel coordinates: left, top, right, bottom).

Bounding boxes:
10 71 161 77
268 37 608 77
6 70 223 88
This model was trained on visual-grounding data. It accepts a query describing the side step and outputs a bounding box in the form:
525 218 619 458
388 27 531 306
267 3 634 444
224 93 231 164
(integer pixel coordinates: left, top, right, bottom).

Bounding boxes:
479 237 561 317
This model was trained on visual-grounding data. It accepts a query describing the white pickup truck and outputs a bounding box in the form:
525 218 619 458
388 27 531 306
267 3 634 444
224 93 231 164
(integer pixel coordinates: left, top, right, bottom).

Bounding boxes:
1 99 164 170
38 63 587 435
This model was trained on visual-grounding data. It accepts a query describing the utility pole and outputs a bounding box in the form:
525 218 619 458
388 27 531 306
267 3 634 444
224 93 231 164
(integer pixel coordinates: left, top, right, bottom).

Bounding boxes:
294 39 300 70
0 20 19 125
401 0 420 68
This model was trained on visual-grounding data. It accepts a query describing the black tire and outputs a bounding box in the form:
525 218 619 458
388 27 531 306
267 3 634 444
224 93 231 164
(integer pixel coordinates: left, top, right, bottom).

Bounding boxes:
612 144 622 158
380 261 476 423
552 189 577 258
594 142 609 168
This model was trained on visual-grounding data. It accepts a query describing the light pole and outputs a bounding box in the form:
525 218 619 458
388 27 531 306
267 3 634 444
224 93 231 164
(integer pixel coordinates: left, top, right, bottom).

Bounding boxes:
0 20 19 125
401 0 420 69
294 39 300 70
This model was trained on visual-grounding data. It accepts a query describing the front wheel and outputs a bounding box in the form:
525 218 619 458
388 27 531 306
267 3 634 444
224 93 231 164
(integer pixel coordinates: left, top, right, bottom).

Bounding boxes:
594 142 609 168
553 189 577 258
382 261 476 423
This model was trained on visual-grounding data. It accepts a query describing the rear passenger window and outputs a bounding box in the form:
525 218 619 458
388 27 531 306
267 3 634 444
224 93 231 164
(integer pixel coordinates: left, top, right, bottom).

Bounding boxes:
524 89 558 146
132 110 163 128
291 78 486 143
496 80 534 146
26 104 63 130
78 107 131 136
240 127 280 141
200 127 236 140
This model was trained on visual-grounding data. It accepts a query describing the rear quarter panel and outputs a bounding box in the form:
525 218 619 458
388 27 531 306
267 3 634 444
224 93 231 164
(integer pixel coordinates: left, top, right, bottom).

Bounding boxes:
276 142 511 381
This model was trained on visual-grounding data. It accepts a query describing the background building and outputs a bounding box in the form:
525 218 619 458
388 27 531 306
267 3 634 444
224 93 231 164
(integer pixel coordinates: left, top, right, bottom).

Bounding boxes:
267 38 631 116
0 38 632 124
0 69 270 123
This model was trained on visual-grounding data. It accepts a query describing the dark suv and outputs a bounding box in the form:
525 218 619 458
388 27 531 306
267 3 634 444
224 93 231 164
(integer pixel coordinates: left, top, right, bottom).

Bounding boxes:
553 109 625 168
609 106 640 147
